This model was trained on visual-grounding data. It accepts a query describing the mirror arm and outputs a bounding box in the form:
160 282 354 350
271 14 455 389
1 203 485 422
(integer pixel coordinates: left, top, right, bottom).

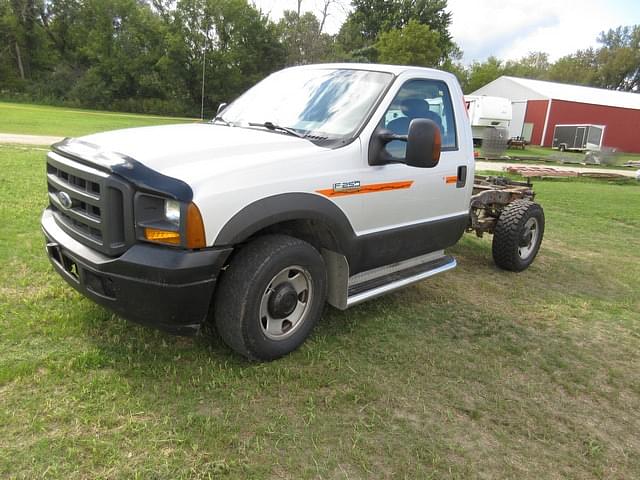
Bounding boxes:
216 102 228 116
379 132 408 143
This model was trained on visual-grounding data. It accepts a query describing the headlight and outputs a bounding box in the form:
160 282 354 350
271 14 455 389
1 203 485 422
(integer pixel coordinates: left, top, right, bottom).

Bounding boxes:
134 194 206 249
164 199 181 225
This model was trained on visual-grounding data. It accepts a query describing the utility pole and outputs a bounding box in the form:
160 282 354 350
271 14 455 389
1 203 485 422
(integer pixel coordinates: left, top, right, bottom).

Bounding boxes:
200 41 206 121
15 43 25 80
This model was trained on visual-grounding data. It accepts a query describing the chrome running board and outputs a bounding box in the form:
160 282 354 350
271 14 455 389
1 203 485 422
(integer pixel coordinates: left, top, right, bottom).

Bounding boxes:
346 254 457 307
322 248 457 310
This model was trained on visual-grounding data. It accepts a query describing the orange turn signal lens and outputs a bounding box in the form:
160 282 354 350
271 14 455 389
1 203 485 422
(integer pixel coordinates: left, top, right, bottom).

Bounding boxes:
144 228 181 244
185 202 206 249
433 127 442 163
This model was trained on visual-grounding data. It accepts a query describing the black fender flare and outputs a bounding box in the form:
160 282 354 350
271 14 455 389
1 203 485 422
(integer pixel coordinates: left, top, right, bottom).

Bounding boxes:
213 193 357 255
213 193 469 276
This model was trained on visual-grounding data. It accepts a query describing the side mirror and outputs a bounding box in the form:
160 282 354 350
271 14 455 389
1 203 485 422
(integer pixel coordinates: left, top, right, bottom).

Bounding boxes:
406 118 441 168
216 102 228 116
368 118 441 168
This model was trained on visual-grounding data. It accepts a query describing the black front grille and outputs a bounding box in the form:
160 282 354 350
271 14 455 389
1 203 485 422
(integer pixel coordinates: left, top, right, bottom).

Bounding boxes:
46 151 135 256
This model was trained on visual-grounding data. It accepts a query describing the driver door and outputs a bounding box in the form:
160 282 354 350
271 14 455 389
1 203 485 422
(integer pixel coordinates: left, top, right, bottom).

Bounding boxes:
354 76 471 266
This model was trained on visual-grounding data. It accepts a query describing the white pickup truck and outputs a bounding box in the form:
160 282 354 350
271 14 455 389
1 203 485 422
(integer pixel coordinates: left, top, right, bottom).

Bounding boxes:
42 64 544 360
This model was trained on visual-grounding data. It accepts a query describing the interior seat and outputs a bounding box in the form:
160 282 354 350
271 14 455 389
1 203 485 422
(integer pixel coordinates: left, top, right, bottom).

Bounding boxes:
387 98 443 135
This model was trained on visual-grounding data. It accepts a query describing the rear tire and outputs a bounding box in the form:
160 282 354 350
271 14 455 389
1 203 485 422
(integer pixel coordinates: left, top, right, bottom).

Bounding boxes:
492 199 545 272
213 234 327 361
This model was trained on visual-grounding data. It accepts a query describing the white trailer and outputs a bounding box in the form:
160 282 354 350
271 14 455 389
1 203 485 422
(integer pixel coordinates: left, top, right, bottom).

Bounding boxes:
465 95 512 145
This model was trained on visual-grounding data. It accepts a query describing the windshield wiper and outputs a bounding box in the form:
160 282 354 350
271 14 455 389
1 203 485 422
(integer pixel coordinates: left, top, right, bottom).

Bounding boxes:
248 121 305 138
212 115 231 126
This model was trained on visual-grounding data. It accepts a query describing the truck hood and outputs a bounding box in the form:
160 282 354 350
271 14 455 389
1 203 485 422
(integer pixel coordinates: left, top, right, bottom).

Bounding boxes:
61 123 323 186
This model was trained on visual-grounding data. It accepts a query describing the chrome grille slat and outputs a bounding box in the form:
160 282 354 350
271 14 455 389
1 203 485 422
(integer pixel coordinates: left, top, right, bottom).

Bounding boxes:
46 165 101 195
52 205 104 247
48 192 102 226
47 173 101 205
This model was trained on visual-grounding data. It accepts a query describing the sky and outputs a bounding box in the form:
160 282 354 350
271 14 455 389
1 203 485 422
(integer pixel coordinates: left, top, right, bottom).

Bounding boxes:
252 0 640 64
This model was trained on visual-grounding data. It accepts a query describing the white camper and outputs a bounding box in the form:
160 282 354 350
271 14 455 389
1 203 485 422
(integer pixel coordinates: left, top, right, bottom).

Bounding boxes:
465 95 512 145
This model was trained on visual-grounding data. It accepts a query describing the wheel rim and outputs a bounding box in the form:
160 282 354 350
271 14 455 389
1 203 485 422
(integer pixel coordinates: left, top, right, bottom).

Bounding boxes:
518 217 539 259
259 265 313 340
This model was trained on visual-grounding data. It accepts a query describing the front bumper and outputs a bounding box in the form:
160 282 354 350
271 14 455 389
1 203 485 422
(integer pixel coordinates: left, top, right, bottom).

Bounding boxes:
41 208 232 335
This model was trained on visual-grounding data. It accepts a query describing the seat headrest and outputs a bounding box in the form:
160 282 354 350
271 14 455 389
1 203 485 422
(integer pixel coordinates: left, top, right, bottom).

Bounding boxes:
400 98 431 118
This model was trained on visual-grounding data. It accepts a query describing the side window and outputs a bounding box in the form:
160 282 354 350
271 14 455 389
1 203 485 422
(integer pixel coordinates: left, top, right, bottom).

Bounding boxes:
380 79 458 159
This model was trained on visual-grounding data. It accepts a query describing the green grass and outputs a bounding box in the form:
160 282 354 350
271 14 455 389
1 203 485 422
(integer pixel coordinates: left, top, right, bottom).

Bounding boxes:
496 145 640 169
1 145 640 479
0 102 196 137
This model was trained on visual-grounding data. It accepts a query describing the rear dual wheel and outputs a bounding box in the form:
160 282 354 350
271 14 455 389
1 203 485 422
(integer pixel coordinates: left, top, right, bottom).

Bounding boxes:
214 235 327 361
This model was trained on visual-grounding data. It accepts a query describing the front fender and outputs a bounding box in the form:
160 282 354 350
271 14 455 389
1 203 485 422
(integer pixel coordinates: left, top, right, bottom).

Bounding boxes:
213 192 357 253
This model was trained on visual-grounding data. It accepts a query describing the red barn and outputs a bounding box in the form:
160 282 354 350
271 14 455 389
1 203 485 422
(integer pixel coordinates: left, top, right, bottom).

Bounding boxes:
471 76 640 153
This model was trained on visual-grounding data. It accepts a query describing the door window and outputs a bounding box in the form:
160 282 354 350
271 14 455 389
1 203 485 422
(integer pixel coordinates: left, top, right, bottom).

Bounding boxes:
380 79 457 159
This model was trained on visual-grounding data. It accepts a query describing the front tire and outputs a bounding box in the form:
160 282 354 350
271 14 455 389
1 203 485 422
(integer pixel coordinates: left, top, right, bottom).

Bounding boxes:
492 199 545 272
213 234 327 361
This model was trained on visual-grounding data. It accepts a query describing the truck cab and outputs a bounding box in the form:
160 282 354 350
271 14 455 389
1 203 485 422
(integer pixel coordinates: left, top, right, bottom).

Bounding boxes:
42 64 479 360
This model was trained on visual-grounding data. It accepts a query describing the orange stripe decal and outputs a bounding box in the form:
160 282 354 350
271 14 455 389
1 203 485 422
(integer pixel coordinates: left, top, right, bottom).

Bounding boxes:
445 175 457 184
316 180 414 198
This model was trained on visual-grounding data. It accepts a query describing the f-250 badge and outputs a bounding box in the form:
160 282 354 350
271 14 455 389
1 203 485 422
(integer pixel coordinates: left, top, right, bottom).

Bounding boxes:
333 180 361 193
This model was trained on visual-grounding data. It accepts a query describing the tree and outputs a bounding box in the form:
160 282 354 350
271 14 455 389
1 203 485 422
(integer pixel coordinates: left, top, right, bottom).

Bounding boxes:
0 0 286 116
463 52 550 93
277 10 334 65
316 0 345 34
0 0 53 82
0 1 22 85
464 56 504 93
595 25 640 91
61 0 171 109
169 0 286 115
338 0 458 64
547 49 599 86
504 52 550 79
441 59 468 90
375 19 441 67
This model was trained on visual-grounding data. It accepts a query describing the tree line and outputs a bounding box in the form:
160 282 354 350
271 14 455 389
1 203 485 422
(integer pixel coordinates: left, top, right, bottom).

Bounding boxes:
1 0 638 117
461 26 640 94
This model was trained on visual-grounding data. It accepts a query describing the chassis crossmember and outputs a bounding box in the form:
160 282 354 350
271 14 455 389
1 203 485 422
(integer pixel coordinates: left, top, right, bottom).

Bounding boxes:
468 175 536 237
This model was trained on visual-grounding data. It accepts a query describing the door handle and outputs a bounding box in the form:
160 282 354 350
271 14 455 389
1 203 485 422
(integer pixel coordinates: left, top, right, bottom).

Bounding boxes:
456 165 467 188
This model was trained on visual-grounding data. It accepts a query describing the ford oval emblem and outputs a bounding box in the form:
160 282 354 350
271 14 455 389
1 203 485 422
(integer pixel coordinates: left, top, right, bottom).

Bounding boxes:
58 191 73 209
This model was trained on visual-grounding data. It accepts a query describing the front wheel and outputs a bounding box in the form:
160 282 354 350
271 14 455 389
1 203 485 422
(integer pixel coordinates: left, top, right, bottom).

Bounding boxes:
213 234 327 361
492 199 545 271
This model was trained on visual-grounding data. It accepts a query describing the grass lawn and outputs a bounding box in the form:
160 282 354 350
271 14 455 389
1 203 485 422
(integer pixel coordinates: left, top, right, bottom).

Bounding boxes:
1 145 639 479
0 102 196 138
481 145 640 169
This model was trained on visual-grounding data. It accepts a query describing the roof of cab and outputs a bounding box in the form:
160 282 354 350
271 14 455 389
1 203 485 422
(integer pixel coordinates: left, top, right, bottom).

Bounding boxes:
285 63 451 77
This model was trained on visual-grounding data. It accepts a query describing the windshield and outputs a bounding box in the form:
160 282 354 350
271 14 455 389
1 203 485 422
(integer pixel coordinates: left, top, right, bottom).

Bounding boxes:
219 68 394 146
